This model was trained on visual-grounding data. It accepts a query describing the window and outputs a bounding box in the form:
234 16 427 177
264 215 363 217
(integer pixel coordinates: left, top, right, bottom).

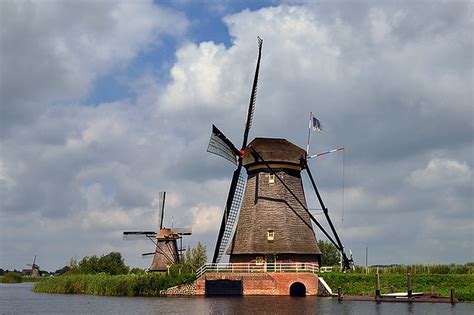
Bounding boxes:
267 230 274 241
256 256 264 265
268 174 275 184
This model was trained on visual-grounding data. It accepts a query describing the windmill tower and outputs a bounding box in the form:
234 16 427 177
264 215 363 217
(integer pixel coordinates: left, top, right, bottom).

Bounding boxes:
227 138 320 266
123 192 192 272
207 37 352 270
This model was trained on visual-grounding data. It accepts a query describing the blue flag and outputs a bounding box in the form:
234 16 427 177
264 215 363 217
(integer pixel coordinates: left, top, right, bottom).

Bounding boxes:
312 116 322 132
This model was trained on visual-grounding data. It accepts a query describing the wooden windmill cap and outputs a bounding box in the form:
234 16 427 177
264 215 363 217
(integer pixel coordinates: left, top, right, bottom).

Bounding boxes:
243 138 307 171
157 228 179 240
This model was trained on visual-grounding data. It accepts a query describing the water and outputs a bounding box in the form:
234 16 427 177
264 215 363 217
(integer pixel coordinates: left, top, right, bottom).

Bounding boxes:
1 283 472 314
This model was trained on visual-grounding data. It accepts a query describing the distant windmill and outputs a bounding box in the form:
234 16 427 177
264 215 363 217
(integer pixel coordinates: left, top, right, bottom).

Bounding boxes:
25 255 40 277
207 37 353 269
123 192 192 272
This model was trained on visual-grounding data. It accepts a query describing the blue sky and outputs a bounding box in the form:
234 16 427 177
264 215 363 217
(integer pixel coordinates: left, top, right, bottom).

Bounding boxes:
86 1 275 105
1 0 472 271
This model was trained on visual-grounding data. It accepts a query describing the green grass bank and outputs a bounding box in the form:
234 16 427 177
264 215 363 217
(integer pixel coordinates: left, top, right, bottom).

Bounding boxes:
0 273 44 283
32 273 196 296
320 273 474 302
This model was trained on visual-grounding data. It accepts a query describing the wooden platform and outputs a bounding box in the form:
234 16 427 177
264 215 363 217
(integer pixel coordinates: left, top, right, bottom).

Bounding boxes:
339 294 458 304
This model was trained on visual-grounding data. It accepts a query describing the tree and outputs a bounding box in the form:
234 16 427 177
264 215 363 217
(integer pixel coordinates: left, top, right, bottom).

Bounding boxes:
53 265 71 276
171 242 207 274
69 252 129 275
318 240 340 266
184 242 207 271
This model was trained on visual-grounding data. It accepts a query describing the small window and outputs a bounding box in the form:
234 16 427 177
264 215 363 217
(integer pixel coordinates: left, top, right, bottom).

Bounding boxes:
268 174 275 184
267 230 274 241
256 256 264 265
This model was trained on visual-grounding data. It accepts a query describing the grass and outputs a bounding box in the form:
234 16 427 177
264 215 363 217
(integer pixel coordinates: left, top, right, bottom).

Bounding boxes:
319 272 474 302
32 273 196 296
352 263 474 275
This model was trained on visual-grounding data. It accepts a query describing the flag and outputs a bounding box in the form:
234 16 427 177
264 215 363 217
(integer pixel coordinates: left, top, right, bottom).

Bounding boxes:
312 115 322 132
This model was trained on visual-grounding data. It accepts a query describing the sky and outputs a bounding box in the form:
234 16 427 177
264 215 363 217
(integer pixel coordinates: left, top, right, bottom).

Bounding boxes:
0 0 472 272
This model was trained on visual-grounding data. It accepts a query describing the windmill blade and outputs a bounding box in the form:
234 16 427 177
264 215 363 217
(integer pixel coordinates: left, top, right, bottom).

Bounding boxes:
141 252 156 257
174 227 192 235
158 191 166 229
212 167 246 263
32 255 36 266
241 36 263 149
207 125 240 165
123 231 156 240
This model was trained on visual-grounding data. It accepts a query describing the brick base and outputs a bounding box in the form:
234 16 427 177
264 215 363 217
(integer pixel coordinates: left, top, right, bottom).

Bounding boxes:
195 272 318 296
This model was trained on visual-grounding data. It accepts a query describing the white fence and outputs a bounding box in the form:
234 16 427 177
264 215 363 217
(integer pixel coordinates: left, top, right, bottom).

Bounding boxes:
196 262 319 278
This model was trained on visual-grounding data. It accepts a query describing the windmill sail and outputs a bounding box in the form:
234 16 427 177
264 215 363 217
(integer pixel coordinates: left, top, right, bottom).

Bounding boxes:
158 191 166 229
214 172 246 263
207 125 240 165
241 36 262 148
210 37 263 263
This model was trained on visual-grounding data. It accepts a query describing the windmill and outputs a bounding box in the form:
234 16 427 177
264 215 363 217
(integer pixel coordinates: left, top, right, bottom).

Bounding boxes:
207 37 353 270
25 255 40 277
123 192 192 272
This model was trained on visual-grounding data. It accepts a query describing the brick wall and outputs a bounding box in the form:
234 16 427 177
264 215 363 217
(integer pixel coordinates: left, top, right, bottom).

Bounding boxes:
195 272 318 296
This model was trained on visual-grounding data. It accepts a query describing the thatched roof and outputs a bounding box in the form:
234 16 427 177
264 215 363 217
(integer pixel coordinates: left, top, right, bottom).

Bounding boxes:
243 138 307 170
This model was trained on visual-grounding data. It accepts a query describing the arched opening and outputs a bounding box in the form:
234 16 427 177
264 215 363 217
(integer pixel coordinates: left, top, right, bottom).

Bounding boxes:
289 282 306 297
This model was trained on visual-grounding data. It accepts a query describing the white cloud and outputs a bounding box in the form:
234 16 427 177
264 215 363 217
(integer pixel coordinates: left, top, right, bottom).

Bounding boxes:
407 158 472 190
1 1 472 270
0 0 188 130
191 206 222 234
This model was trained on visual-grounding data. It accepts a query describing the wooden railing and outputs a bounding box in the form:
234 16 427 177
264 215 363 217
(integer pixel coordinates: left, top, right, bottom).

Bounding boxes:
196 262 319 278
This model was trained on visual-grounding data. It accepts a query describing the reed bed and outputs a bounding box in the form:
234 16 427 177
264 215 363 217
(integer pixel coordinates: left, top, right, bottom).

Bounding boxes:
351 263 474 275
32 273 196 296
320 273 474 301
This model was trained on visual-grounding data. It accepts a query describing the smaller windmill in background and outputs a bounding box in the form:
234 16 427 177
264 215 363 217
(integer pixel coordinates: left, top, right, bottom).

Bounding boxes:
123 192 192 272
23 255 40 277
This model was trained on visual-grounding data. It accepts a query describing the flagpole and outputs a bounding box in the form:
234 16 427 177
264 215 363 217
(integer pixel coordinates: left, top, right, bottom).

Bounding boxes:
306 111 312 156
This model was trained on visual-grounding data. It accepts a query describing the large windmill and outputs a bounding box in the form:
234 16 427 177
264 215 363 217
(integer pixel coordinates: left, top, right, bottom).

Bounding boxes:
207 37 353 270
123 192 192 272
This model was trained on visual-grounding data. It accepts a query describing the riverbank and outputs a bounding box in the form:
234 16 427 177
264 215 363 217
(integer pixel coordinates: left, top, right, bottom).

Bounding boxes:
32 273 195 296
320 273 474 302
0 274 43 283
31 272 473 301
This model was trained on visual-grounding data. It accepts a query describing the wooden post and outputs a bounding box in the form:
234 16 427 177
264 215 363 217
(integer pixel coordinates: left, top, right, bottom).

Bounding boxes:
407 272 412 299
375 272 381 300
338 287 342 301
431 286 436 296
450 287 455 304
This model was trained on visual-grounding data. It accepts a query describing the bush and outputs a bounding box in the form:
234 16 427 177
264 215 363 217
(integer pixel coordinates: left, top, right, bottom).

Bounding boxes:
32 273 197 296
1 272 23 283
67 252 129 275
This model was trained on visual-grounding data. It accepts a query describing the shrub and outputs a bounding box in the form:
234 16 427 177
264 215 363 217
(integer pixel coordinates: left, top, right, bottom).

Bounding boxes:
1 272 23 283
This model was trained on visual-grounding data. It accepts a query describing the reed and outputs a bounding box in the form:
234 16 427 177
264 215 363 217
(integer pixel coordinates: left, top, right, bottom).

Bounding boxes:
32 273 196 296
351 263 474 275
320 273 474 301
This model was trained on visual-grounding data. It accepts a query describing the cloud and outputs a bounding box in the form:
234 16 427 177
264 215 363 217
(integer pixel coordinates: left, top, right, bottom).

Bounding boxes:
0 0 188 133
1 1 472 270
191 206 222 234
407 158 472 190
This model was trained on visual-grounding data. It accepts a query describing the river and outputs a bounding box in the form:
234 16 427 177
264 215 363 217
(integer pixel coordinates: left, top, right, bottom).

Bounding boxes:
1 283 472 314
